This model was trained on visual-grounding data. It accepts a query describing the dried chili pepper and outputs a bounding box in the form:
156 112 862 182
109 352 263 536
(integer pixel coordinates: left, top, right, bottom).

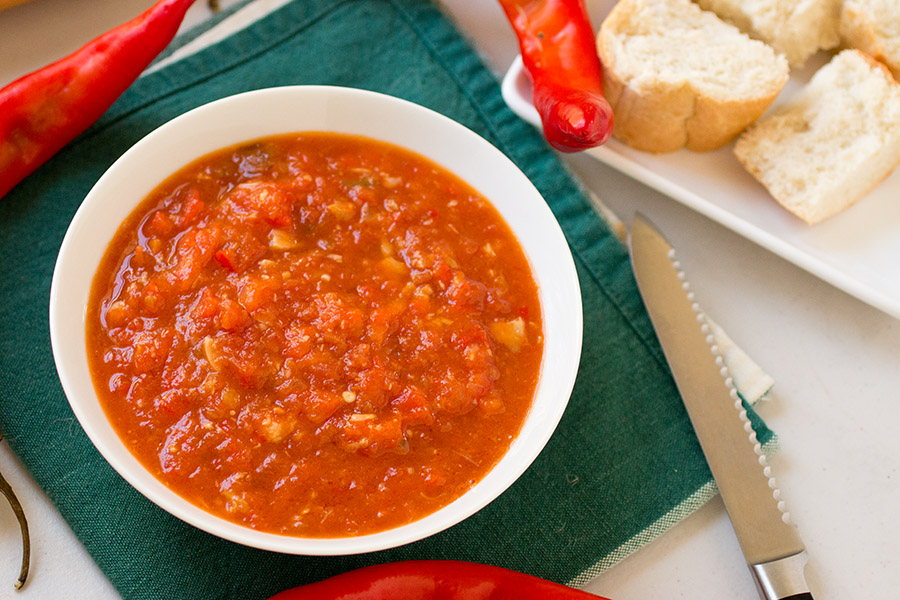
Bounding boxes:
267 560 610 600
498 0 613 152
0 428 29 590
0 0 197 200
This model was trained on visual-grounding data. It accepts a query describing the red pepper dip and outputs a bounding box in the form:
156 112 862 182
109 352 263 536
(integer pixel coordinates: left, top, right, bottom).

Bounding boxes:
87 133 543 537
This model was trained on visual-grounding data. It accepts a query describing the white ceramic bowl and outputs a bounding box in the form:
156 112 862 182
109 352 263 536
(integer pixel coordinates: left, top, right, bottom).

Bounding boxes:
50 86 583 555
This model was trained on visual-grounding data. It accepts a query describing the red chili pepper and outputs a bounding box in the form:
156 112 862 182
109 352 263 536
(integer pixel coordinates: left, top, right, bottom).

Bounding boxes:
498 0 613 152
267 560 610 600
0 0 197 200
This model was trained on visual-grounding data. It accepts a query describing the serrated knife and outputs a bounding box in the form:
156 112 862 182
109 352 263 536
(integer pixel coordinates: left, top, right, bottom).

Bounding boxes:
628 213 814 600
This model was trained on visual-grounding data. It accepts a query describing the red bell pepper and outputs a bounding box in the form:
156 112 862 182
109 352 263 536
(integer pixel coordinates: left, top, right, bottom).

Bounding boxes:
267 560 610 600
0 0 197 200
498 0 613 152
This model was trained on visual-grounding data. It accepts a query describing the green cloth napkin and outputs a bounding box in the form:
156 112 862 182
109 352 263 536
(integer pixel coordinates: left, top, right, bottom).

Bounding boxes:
0 0 773 598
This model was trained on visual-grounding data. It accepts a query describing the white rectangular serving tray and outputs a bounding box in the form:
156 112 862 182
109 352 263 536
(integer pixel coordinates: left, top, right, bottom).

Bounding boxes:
502 50 900 321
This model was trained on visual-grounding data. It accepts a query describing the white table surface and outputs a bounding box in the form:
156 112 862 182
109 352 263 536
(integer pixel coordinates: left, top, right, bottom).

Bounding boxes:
2 1 899 599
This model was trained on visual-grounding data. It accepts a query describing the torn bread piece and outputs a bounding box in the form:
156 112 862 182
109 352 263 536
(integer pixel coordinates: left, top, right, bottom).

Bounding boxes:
597 0 788 153
734 50 900 224
840 0 900 80
696 0 842 67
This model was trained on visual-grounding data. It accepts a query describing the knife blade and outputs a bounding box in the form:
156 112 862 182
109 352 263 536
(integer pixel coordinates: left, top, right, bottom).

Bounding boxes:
628 213 814 600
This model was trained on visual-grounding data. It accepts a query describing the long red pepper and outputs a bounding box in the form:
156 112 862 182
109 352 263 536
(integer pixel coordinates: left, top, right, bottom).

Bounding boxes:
0 0 197 200
498 0 613 152
267 561 610 600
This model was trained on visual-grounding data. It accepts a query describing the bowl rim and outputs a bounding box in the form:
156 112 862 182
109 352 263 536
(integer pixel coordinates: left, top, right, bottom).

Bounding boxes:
49 85 583 555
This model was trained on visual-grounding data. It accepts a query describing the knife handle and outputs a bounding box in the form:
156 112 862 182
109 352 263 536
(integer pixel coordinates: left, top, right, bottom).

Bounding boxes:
752 552 814 600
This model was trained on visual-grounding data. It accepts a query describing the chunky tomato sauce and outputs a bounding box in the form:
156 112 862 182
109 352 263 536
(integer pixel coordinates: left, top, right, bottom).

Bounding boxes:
87 133 543 537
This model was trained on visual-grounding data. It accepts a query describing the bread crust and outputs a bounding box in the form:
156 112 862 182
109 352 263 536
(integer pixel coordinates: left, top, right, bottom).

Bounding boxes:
839 3 900 79
0 0 32 10
597 0 788 153
599 63 696 153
